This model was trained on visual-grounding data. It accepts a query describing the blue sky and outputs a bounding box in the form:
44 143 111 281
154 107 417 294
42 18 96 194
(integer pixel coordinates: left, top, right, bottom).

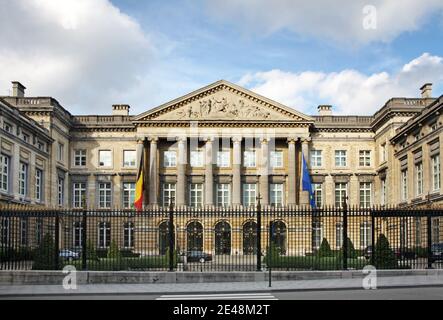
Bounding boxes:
1 0 443 115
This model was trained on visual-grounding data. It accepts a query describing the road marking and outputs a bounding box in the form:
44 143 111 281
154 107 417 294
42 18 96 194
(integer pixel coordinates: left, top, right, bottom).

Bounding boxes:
156 293 277 300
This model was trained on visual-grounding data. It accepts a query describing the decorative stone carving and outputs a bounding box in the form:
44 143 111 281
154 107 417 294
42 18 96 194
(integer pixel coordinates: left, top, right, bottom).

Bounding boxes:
171 97 272 120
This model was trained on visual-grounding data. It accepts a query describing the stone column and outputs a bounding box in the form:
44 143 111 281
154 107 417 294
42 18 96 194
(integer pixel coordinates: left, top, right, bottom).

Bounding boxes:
259 138 269 206
177 137 187 207
300 137 311 206
287 137 297 206
148 137 158 206
204 137 214 206
232 136 242 206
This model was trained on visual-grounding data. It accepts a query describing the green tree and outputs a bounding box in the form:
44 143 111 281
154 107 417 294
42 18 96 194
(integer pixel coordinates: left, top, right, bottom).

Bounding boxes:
86 240 98 261
317 238 333 257
264 242 280 268
33 233 56 270
374 234 397 269
107 240 121 259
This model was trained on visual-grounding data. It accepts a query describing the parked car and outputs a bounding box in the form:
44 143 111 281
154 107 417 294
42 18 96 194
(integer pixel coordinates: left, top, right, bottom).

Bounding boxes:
59 249 80 260
186 251 212 263
430 243 443 263
394 248 417 259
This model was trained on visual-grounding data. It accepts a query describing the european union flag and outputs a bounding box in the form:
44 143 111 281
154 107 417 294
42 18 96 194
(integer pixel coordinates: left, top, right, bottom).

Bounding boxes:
301 154 316 208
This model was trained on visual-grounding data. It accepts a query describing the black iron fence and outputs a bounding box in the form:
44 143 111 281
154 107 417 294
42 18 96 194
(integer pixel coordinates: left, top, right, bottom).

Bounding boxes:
1 205 443 271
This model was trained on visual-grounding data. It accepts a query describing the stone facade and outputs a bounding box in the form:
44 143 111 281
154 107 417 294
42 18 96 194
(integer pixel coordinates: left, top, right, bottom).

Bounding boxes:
0 80 441 210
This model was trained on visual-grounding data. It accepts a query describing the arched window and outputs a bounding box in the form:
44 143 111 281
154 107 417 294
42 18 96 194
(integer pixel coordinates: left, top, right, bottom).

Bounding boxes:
159 221 175 255
215 221 231 255
242 221 257 255
271 221 287 255
187 221 203 252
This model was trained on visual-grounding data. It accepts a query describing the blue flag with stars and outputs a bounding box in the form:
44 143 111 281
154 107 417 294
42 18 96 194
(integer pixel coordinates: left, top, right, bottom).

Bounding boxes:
301 154 316 208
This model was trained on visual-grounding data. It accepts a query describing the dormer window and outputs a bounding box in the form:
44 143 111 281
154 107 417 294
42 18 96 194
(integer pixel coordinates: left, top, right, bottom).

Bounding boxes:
3 122 12 134
430 121 438 132
22 133 30 143
413 132 420 142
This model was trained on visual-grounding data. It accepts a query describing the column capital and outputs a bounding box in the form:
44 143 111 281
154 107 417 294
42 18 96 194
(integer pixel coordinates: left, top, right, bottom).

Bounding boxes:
148 136 158 142
232 136 242 143
176 136 187 143
136 138 145 144
287 137 297 144
260 137 270 144
203 136 215 143
300 137 312 143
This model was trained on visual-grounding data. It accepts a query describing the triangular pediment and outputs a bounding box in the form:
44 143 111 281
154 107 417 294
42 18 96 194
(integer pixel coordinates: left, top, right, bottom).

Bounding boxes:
134 80 313 123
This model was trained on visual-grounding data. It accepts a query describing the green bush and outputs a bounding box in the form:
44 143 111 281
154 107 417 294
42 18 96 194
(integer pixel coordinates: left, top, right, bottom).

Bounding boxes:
33 233 56 270
0 247 34 261
164 247 179 267
96 248 108 258
107 240 121 259
337 238 357 259
374 234 397 269
120 249 140 258
317 238 334 257
264 242 281 267
86 240 98 261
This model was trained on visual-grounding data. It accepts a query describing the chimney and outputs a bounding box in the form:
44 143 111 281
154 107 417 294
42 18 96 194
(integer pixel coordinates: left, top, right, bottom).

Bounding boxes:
420 83 432 98
11 81 26 97
318 105 332 116
112 104 130 116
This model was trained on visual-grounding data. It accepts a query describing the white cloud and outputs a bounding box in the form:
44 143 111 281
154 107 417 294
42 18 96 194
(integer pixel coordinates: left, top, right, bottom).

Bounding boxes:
0 0 152 114
239 53 443 115
207 0 443 44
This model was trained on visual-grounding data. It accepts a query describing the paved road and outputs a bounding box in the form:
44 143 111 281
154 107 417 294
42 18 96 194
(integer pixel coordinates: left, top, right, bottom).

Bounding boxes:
3 286 443 300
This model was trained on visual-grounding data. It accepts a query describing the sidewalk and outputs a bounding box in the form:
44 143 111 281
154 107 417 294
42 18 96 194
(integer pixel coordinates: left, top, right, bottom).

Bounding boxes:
2 274 443 296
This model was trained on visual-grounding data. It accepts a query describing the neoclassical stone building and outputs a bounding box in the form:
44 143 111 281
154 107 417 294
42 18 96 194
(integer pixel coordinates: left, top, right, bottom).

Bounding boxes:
0 80 441 210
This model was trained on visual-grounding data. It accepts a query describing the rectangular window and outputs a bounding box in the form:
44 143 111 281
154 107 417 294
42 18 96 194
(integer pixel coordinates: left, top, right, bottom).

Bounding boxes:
35 169 43 202
381 179 386 205
22 133 30 143
415 162 423 196
3 122 12 133
242 183 256 207
432 154 441 191
20 218 28 246
0 218 9 246
216 184 230 207
0 154 9 193
401 170 408 201
73 222 83 248
190 150 204 167
124 222 134 248
98 222 111 248
360 222 372 249
380 143 386 163
58 177 64 206
359 182 372 208
35 218 43 245
311 150 322 167
189 183 203 208
58 143 64 161
162 183 176 207
37 141 45 151
163 151 177 167
243 150 256 168
335 150 347 167
336 222 343 249
270 151 283 168
99 150 112 167
270 183 284 207
312 221 322 250
123 182 135 209
431 122 438 132
19 162 28 197
72 182 86 208
313 183 322 208
98 183 112 208
335 183 347 208
123 150 136 167
432 218 440 244
74 150 86 167
217 150 230 168
359 150 371 167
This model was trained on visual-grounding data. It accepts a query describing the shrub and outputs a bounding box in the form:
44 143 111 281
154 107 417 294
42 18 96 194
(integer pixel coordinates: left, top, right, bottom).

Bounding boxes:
374 234 397 269
120 249 140 258
107 240 121 259
337 237 357 259
164 247 179 267
86 240 98 261
33 233 56 270
317 238 334 257
264 242 281 267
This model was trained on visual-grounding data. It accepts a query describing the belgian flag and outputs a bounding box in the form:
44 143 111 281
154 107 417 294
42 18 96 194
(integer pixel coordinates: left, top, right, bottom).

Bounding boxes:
134 151 144 211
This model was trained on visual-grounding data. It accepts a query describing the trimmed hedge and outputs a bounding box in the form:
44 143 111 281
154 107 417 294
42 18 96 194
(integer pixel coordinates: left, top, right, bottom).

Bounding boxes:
265 255 367 270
